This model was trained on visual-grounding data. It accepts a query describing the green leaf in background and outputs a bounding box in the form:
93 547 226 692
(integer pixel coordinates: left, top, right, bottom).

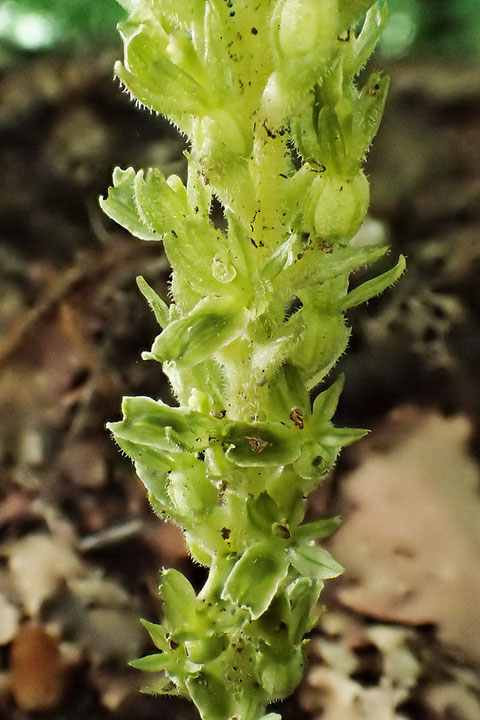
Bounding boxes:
0 0 125 51
2 0 480 57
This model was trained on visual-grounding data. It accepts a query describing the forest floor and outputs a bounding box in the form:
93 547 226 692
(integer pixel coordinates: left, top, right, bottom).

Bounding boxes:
0 50 479 720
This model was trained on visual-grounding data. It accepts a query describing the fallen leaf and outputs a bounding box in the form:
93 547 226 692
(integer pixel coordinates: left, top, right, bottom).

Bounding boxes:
10 623 64 711
330 407 480 664
6 533 83 616
0 593 20 645
302 666 409 720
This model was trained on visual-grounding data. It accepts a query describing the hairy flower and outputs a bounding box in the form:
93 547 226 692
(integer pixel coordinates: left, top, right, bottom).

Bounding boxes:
102 1 404 719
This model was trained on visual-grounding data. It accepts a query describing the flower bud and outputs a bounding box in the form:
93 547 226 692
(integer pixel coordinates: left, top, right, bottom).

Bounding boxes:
166 173 187 199
168 461 218 519
259 647 304 698
277 0 338 58
305 171 369 241
185 634 227 663
200 109 249 158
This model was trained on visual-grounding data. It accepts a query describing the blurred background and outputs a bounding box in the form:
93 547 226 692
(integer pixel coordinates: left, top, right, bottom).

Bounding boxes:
0 1 479 719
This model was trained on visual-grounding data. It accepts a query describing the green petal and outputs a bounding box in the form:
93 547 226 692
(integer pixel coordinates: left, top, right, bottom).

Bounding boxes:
312 375 345 423
129 653 169 672
319 426 369 448
160 568 197 634
140 618 170 652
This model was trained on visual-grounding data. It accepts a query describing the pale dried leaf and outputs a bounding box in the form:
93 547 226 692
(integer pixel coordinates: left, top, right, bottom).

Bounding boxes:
0 593 20 645
6 533 84 616
331 407 480 664
82 608 144 664
424 682 480 720
304 666 409 720
367 626 421 693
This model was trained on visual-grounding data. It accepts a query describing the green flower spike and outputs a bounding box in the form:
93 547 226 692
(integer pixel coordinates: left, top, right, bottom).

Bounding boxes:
102 1 404 718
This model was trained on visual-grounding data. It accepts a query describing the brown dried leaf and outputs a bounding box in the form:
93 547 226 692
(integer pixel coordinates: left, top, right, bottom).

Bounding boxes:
330 407 480 664
10 623 64 712
58 438 107 488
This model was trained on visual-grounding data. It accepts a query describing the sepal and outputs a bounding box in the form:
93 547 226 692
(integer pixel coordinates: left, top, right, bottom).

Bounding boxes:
129 650 201 676
185 672 234 720
140 619 170 652
278 243 387 297
288 544 344 580
184 634 228 664
258 234 298 283
186 152 212 218
259 645 304 698
344 3 388 76
294 516 341 543
353 72 389 162
246 492 280 536
133 167 187 237
110 434 172 475
135 464 172 510
147 298 247 368
160 568 197 636
267 363 310 422
146 0 205 30
129 653 170 672
312 375 345 423
320 426 368 447
222 541 289 619
226 213 254 280
290 307 350 390
287 577 322 643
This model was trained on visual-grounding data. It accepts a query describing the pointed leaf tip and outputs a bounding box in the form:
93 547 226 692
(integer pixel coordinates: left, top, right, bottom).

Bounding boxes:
340 254 406 311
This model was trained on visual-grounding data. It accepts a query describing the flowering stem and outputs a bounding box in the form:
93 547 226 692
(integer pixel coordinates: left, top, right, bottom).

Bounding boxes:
101 1 404 718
